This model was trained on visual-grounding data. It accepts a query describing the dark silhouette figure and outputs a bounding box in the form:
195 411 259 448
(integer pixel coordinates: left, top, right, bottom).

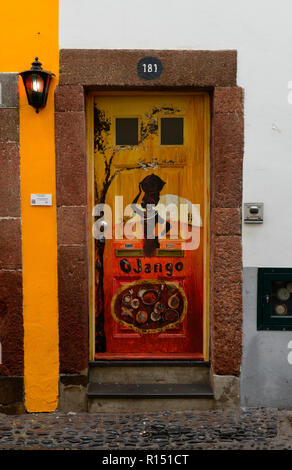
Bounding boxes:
131 174 171 257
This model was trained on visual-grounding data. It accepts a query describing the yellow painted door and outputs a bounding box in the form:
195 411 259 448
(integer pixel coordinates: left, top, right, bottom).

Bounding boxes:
92 93 209 359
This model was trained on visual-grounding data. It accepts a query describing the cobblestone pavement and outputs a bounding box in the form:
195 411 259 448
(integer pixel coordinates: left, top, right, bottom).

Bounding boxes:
0 408 291 450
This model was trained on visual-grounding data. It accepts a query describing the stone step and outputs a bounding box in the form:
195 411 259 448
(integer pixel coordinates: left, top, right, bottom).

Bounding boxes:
87 383 214 412
89 360 210 385
88 382 213 398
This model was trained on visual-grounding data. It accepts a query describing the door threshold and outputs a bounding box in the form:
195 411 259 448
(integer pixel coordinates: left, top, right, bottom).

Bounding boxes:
90 359 210 367
88 383 214 398
94 353 204 361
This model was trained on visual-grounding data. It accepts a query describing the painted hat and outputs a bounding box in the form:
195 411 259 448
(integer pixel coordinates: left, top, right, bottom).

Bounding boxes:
140 174 166 193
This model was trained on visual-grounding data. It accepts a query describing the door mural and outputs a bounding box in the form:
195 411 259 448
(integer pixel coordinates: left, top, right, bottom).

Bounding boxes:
93 94 209 359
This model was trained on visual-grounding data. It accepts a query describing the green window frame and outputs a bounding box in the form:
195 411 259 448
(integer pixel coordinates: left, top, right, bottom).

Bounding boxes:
257 268 292 331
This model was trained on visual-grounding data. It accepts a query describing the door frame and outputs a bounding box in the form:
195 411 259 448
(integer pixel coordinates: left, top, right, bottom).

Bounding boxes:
55 49 243 377
86 91 210 361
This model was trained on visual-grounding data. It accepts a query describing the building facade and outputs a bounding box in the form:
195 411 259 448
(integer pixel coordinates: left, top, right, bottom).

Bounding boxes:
0 0 292 413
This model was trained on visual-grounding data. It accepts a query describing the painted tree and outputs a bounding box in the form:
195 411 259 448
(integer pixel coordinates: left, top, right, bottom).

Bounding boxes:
93 104 179 352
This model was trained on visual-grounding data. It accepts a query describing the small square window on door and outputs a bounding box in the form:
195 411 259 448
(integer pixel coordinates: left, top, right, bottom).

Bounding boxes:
161 117 184 145
258 268 292 330
115 118 139 146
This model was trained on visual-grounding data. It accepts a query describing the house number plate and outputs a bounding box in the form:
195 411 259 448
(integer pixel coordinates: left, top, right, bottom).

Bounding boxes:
137 57 163 80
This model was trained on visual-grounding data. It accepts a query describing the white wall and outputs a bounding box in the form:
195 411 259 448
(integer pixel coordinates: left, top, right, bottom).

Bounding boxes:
60 0 292 267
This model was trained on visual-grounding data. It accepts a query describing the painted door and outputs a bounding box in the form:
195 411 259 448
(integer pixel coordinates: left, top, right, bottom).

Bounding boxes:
93 93 209 359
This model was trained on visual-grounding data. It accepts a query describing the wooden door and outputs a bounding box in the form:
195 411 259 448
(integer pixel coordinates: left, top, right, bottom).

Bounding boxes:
93 93 209 359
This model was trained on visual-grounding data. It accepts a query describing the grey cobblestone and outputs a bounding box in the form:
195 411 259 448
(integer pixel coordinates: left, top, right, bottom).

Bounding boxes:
0 408 291 450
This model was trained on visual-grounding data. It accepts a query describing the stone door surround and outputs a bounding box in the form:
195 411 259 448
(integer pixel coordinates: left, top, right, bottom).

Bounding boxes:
55 49 243 377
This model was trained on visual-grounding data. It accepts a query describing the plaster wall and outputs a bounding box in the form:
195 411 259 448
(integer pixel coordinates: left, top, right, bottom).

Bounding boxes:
60 0 292 267
0 0 59 412
241 268 292 408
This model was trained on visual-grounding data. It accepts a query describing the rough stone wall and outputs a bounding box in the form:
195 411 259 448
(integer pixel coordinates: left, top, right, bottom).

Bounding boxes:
59 49 236 87
55 85 89 374
211 87 244 375
0 74 23 378
0 74 24 412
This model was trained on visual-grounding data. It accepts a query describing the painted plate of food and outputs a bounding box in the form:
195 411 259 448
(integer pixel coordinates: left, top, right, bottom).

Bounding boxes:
111 280 188 333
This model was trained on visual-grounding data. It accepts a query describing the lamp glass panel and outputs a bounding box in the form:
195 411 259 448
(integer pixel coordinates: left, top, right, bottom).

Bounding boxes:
26 73 44 93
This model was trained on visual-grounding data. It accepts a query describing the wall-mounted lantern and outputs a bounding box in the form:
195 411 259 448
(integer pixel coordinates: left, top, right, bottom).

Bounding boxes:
19 57 55 113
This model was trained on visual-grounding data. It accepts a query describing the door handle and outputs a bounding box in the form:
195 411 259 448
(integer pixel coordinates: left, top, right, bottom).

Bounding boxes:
264 294 270 304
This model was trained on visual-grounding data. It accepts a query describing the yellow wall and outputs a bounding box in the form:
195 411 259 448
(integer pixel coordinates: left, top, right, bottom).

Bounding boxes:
0 2 59 411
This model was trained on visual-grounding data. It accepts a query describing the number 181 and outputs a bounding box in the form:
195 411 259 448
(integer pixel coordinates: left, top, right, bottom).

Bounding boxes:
143 63 158 73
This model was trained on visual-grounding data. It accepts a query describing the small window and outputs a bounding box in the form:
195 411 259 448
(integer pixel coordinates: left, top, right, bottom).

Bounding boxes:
161 117 184 145
116 118 138 146
258 268 292 330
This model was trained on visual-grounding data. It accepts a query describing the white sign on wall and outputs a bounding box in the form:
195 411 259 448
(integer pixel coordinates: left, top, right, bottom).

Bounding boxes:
30 194 52 206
